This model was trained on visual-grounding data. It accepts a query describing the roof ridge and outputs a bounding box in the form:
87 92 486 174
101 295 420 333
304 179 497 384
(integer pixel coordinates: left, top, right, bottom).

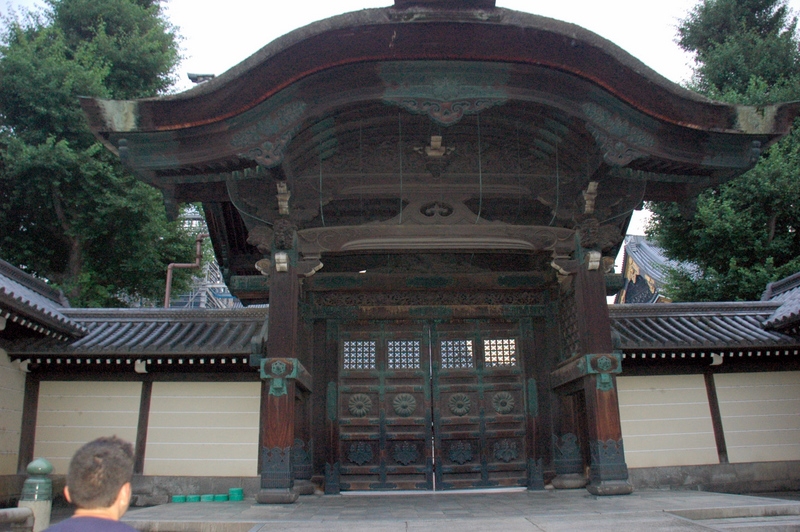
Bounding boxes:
609 301 780 317
0 259 67 306
761 271 800 301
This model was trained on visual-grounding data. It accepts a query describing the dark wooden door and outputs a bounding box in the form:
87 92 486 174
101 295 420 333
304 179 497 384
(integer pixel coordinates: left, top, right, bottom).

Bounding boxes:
337 322 433 490
337 320 526 490
432 321 528 489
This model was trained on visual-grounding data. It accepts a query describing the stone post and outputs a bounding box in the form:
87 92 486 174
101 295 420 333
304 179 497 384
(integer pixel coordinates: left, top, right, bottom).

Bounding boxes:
18 458 53 532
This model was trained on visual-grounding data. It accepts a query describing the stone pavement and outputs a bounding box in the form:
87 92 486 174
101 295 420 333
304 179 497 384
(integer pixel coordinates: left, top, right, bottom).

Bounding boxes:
119 488 800 532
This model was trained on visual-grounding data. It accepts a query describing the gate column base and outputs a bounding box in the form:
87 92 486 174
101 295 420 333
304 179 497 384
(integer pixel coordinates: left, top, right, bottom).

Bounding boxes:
551 474 587 489
293 479 315 495
256 489 299 504
586 479 633 496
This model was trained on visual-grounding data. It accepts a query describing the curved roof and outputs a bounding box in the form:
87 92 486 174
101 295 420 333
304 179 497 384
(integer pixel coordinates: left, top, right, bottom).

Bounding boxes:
81 3 798 183
79 2 800 299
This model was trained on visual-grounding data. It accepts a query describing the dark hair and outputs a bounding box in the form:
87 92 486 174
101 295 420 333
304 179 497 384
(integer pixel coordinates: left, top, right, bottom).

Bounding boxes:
66 436 134 509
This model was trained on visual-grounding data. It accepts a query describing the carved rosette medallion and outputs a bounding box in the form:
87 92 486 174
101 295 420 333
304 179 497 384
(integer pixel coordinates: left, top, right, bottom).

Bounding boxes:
392 442 419 466
449 441 474 464
492 392 515 415
494 440 519 463
393 393 417 417
448 393 471 416
271 360 286 376
348 394 373 418
347 442 373 465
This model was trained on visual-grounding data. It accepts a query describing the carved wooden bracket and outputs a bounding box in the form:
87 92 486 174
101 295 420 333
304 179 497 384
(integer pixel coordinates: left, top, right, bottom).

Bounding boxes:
260 358 312 396
550 352 622 390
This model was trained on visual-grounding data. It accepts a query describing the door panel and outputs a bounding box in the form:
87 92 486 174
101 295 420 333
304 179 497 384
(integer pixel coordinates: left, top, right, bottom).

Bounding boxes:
337 320 526 491
432 321 528 489
338 323 432 490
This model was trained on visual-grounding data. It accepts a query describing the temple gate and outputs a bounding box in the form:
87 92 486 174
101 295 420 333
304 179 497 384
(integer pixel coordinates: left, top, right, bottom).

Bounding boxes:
80 0 799 502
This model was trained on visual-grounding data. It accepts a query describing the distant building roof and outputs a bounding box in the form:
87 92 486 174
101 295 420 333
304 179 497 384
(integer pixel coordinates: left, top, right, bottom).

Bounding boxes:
761 271 800 334
614 236 700 304
0 259 85 340
610 301 798 356
7 307 268 359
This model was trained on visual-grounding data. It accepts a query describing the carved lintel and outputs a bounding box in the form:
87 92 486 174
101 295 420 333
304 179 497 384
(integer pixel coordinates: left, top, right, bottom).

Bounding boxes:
298 224 576 257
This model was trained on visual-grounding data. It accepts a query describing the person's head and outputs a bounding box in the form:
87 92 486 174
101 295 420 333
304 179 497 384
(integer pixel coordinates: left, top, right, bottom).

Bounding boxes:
64 436 134 513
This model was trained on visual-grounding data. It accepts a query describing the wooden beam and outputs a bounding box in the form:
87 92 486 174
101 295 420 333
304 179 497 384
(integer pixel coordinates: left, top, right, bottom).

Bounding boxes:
133 379 152 474
17 375 39 474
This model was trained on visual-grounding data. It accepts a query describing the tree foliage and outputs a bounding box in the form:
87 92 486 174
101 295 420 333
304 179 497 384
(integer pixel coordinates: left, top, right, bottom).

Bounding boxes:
677 0 800 98
648 0 800 301
0 0 194 307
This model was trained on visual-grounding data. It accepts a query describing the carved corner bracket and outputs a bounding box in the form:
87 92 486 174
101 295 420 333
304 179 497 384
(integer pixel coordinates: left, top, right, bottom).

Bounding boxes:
260 358 312 396
550 352 622 391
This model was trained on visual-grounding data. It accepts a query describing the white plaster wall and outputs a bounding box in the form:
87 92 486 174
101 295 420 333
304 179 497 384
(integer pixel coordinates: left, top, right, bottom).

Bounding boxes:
34 381 141 475
618 375 719 468
0 348 26 474
715 371 800 463
144 382 260 477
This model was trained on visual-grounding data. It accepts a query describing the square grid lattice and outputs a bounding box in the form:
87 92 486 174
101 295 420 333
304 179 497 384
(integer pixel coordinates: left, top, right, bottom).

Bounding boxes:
440 340 474 369
484 338 517 367
342 340 376 369
388 340 421 369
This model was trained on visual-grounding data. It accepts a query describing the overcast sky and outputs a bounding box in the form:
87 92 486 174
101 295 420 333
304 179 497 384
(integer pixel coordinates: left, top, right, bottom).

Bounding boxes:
0 0 740 91
4 0 800 92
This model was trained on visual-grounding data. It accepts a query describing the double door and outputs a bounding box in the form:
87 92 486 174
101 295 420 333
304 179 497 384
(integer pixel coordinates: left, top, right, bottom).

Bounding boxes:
336 320 527 490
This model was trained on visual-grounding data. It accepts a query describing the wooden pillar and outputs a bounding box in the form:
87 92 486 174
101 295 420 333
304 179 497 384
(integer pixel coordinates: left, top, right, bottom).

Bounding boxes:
521 318 545 490
550 252 632 495
322 320 341 494
257 358 311 504
575 264 632 495
256 218 307 504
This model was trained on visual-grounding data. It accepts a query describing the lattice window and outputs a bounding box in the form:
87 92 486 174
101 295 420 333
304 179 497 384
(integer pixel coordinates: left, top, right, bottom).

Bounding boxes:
440 340 474 369
484 338 517 367
342 340 376 369
388 340 421 369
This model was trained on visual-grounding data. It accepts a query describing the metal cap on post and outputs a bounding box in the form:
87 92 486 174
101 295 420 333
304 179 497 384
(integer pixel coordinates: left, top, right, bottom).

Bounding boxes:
19 458 53 532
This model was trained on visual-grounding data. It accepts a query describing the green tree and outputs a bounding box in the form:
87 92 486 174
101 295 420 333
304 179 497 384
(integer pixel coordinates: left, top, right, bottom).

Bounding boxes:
0 0 194 307
677 0 800 99
648 0 800 301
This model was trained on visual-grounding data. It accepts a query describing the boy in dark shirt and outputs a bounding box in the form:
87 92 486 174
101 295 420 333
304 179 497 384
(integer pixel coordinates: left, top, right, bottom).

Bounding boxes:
45 436 137 531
